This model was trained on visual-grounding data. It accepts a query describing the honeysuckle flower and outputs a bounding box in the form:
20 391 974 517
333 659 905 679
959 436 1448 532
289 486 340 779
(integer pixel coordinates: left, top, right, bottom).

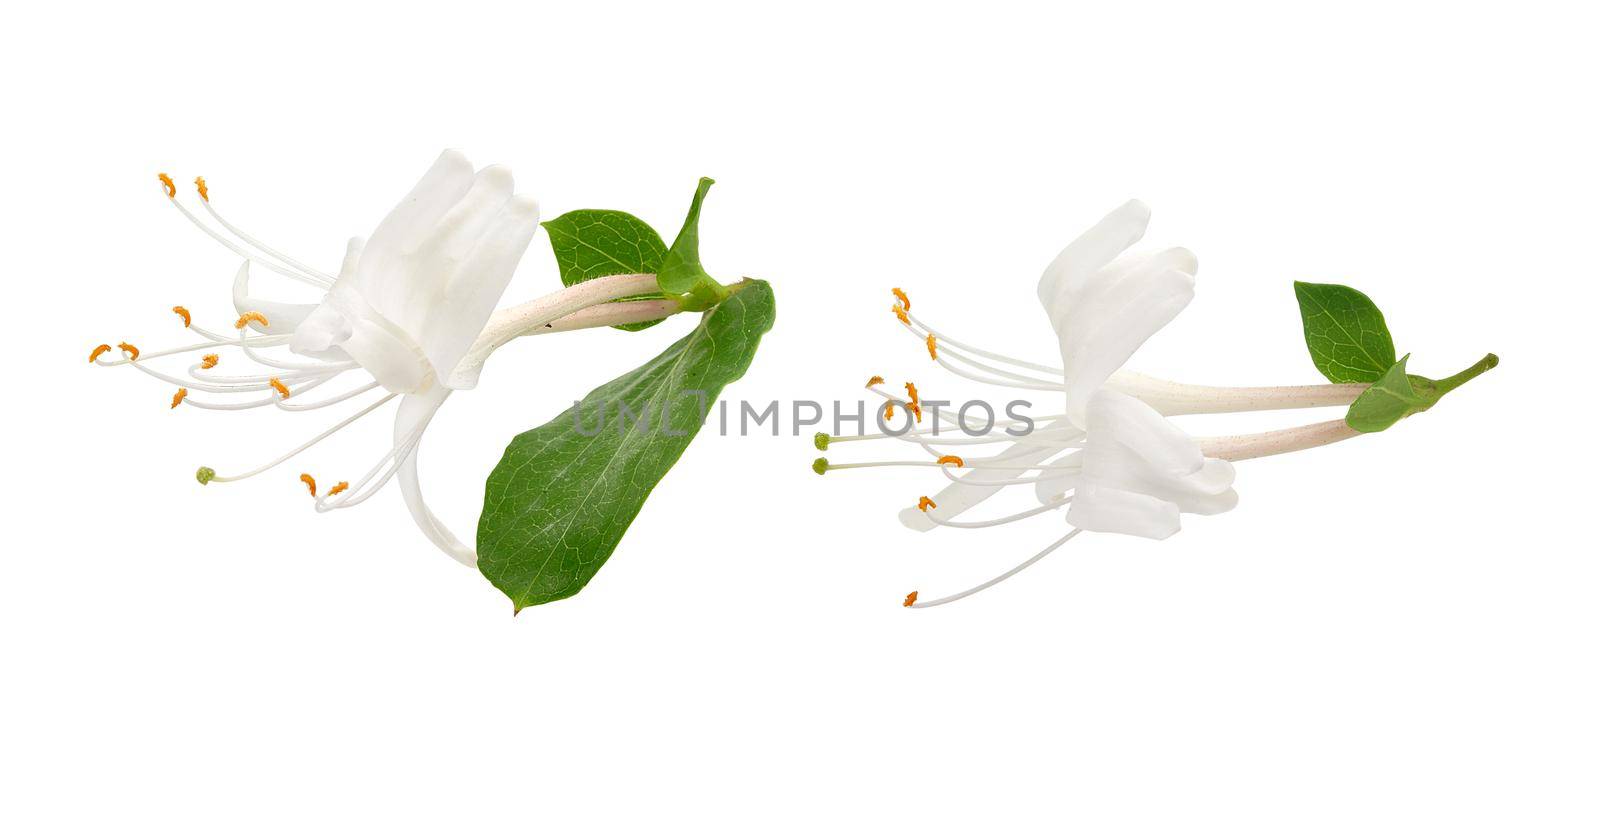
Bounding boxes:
815 200 1376 607
91 151 678 565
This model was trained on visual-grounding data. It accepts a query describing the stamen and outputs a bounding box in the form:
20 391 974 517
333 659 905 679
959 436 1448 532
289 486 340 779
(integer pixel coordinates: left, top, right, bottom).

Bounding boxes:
812 458 829 475
328 481 349 497
937 455 964 467
194 176 209 201
269 378 290 399
903 591 919 608
88 344 111 363
199 354 219 370
234 311 269 330
892 304 910 325
910 529 1082 609
158 173 176 198
917 496 936 512
814 433 831 451
926 333 938 360
170 388 187 409
891 288 911 311
118 342 140 361
909 399 923 423
299 473 317 497
884 404 895 421
866 376 884 388
195 466 216 485
904 382 920 406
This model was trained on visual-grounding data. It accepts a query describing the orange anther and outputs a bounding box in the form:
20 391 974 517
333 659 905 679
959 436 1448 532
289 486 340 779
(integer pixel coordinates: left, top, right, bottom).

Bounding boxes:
891 288 910 311
903 591 919 608
937 455 965 468
909 399 923 423
269 378 291 399
917 495 937 512
926 333 938 360
199 354 219 370
299 473 317 497
328 481 350 497
158 173 176 198
883 403 895 421
866 375 884 388
171 388 187 409
234 311 269 330
892 304 909 325
88 343 112 363
172 305 192 327
904 381 920 406
194 176 209 201
117 342 140 361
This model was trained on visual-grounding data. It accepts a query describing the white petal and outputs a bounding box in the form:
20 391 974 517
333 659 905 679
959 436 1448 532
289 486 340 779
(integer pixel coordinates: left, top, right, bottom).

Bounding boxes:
897 424 1079 531
230 261 319 334
1085 389 1204 476
394 386 476 565
436 194 540 385
1066 484 1181 539
355 150 475 320
1061 266 1194 427
1036 199 1150 315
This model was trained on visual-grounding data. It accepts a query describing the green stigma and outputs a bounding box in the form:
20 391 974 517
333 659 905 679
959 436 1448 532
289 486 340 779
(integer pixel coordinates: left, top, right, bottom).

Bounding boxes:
195 466 215 485
812 457 829 476
813 432 830 451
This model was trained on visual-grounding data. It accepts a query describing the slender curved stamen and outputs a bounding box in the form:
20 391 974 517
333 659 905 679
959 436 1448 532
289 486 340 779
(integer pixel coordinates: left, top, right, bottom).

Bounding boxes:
204 393 398 484
921 496 1071 529
198 184 336 283
909 528 1082 608
314 415 429 511
276 380 381 412
905 310 1061 375
161 194 332 289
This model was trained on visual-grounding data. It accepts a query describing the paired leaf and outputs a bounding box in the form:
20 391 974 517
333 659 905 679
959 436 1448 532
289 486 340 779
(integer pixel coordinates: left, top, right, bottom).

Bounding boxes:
1294 281 1397 383
1345 352 1500 433
657 178 731 311
542 209 670 331
477 280 777 612
1345 355 1427 432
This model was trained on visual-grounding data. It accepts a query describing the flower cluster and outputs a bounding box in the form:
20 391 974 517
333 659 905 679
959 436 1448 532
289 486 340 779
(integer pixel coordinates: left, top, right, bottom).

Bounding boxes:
90 151 672 565
817 201 1374 607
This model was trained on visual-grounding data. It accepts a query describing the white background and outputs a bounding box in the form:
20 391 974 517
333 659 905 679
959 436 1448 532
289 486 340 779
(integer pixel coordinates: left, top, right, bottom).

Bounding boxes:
4 2 1596 824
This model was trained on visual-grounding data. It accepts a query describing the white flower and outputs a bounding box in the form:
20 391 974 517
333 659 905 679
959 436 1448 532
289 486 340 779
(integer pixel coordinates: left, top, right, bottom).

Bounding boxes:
819 201 1365 606
91 151 668 565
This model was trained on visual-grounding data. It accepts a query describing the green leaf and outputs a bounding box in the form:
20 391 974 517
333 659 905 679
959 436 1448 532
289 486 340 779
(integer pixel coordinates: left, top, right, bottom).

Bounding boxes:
542 209 670 331
1345 352 1500 433
657 178 731 311
1294 281 1397 383
477 279 777 612
1345 355 1426 432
